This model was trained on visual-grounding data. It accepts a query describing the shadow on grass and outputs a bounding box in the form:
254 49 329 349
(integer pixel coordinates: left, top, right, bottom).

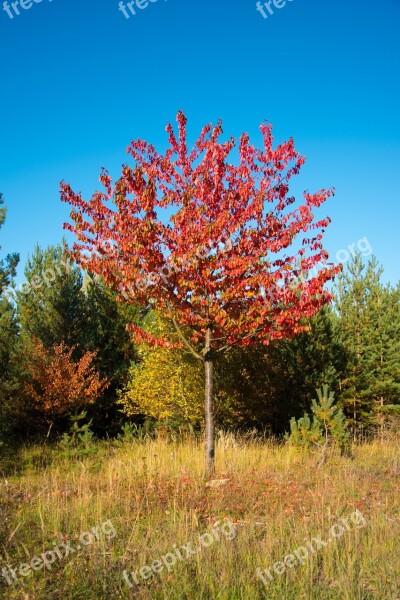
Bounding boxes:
0 442 55 477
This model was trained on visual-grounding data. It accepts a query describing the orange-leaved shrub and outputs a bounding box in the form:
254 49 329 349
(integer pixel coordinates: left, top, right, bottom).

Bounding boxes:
23 339 108 424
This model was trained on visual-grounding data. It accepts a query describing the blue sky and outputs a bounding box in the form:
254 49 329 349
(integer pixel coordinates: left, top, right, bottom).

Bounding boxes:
1 0 399 285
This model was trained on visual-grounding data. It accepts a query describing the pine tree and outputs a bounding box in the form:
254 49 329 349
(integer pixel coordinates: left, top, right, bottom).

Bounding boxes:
286 385 349 456
362 281 400 429
80 275 141 435
17 248 141 437
275 305 346 425
17 242 86 351
0 193 20 445
0 193 18 296
213 305 346 434
334 253 400 434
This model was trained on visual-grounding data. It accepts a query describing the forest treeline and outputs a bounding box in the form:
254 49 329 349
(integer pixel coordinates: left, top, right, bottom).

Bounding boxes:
1 194 399 446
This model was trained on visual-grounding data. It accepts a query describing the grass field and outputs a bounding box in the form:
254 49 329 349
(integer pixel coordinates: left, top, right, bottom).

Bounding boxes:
0 434 399 599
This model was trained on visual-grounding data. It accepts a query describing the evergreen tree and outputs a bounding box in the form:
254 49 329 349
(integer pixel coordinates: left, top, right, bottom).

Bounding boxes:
0 194 20 445
334 253 400 434
362 280 400 428
286 385 349 457
17 247 141 437
80 275 141 435
272 305 346 427
0 193 19 296
15 243 91 438
17 242 86 351
214 305 346 434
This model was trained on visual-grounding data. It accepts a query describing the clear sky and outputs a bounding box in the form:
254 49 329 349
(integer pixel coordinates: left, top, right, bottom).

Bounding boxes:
1 0 399 285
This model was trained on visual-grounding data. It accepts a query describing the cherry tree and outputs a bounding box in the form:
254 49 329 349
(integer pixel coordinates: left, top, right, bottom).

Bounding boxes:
61 112 340 475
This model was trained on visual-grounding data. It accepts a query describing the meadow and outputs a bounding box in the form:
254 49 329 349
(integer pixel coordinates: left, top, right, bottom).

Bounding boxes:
0 433 399 599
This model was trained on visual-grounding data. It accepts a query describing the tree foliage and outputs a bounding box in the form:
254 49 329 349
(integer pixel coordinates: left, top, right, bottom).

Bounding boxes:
0 193 19 296
22 339 108 425
61 112 339 351
286 385 349 453
61 112 339 473
0 193 19 446
80 275 141 435
17 242 86 351
334 253 400 433
119 311 203 425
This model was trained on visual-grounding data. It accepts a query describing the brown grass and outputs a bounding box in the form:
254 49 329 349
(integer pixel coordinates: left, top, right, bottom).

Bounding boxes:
0 434 399 599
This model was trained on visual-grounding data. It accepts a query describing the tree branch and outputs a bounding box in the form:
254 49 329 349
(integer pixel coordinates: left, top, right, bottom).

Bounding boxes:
171 314 203 361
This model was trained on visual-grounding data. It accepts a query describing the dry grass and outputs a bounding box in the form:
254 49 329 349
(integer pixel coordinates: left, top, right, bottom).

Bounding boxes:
0 434 399 599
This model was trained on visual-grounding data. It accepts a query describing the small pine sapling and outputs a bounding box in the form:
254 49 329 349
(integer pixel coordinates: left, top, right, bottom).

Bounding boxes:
286 385 350 463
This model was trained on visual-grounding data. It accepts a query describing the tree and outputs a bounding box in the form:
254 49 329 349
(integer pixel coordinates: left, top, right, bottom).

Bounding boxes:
0 193 19 296
335 254 400 434
208 304 346 435
16 245 139 437
0 193 19 446
0 296 19 399
81 275 141 435
16 242 139 435
270 305 345 428
216 305 346 434
364 281 400 429
61 112 339 474
22 339 108 429
286 385 349 462
17 243 86 351
119 311 204 426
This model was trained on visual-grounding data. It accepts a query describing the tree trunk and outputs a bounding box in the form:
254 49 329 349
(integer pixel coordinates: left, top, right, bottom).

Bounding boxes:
204 326 215 477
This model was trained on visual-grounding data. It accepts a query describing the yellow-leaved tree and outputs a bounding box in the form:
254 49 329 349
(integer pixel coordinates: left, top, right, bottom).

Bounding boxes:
118 311 204 426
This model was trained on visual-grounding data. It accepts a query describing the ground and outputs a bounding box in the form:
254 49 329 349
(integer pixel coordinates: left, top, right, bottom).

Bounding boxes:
0 434 399 599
